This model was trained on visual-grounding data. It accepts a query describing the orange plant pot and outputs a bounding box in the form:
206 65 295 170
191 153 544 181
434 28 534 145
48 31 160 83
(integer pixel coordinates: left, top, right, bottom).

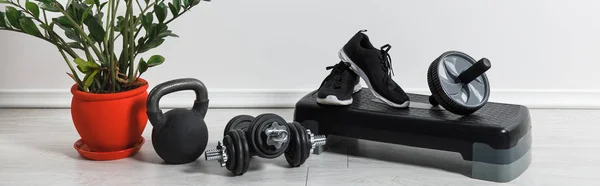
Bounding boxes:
70 78 149 152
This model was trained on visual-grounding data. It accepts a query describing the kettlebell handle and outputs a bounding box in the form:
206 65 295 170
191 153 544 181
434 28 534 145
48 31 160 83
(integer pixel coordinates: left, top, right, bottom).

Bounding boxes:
147 78 209 129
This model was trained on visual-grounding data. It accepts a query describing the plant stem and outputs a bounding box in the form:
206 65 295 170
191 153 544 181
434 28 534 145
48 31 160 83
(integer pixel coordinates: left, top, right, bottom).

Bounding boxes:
135 0 143 11
82 41 94 62
109 0 117 92
128 0 135 82
111 0 120 91
122 4 130 81
104 0 113 66
58 48 83 89
54 3 106 63
47 31 79 59
42 10 49 37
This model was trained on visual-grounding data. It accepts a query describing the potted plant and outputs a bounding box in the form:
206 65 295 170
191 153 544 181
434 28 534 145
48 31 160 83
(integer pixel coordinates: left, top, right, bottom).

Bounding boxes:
0 0 210 160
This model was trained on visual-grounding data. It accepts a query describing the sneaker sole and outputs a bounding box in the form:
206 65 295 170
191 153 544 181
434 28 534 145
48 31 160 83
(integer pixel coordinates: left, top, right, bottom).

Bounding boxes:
316 83 362 105
338 48 410 108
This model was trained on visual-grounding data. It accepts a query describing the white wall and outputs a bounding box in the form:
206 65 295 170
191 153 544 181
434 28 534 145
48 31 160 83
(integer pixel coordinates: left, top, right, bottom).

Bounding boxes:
1 0 600 108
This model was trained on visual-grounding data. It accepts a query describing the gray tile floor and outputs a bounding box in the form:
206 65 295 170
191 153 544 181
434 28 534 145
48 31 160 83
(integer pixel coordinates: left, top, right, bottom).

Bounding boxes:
0 108 598 185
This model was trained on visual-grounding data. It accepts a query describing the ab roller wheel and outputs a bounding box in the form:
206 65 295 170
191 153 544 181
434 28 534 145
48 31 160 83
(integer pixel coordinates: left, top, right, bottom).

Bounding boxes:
427 51 492 115
206 113 326 176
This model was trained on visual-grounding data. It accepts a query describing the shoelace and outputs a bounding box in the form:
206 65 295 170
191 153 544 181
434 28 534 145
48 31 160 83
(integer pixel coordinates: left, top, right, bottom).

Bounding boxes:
325 62 351 89
379 44 395 86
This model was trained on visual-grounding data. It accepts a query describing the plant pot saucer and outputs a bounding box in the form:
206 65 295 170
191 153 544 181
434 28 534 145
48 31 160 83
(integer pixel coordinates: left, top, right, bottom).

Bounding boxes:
74 137 145 161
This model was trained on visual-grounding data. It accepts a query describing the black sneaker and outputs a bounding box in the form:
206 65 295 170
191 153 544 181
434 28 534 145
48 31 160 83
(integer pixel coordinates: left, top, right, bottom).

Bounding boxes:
338 30 410 108
316 61 362 105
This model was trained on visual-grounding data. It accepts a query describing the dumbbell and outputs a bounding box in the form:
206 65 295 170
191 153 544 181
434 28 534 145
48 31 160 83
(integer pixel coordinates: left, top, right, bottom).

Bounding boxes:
204 113 326 175
427 51 491 115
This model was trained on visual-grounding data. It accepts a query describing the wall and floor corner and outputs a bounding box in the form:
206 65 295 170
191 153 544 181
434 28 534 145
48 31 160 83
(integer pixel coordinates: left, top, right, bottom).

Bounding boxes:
1 0 599 109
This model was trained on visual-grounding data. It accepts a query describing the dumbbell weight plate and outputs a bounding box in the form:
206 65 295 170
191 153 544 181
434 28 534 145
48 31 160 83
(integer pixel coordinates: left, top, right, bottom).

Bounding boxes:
284 122 302 167
227 130 246 175
249 113 290 159
285 122 311 167
293 122 311 166
235 129 251 175
224 115 255 136
222 135 237 173
427 51 490 115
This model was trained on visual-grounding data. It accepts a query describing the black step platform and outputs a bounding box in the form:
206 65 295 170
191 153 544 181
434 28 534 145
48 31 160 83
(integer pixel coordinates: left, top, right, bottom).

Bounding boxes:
293 88 532 182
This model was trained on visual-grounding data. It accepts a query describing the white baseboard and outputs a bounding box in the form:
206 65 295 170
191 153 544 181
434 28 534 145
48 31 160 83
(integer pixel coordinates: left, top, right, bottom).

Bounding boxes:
1 88 599 109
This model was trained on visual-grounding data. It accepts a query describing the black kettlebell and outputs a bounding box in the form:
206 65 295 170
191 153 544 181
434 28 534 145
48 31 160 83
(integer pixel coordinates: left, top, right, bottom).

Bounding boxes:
147 78 210 164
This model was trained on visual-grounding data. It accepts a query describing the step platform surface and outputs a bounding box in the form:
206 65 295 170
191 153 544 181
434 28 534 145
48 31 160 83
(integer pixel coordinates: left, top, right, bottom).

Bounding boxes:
293 88 532 183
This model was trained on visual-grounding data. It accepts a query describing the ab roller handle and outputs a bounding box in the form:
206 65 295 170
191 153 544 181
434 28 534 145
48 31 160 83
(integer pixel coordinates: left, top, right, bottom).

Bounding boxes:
457 58 491 84
147 78 209 130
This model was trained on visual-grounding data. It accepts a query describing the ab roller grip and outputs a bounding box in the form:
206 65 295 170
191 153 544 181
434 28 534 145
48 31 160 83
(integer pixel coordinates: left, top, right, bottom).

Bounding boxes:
205 113 326 176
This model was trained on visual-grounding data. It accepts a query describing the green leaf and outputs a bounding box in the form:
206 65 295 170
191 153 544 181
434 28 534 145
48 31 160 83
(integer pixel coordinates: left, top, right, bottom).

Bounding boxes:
73 58 100 73
190 0 201 7
94 0 100 7
168 3 178 17
115 16 124 32
33 0 54 4
66 42 84 49
83 0 95 5
183 0 190 8
137 38 164 53
99 2 108 10
56 23 81 42
138 58 148 74
0 0 9 4
83 15 105 43
142 12 153 30
19 17 42 37
137 37 146 47
146 55 165 67
80 5 92 24
56 16 73 28
160 3 168 15
39 22 54 31
65 30 80 42
157 30 178 38
26 1 40 19
0 11 6 28
83 69 99 91
74 58 92 73
38 1 63 12
174 0 181 12
6 7 22 29
94 12 103 26
154 4 166 23
66 1 82 23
